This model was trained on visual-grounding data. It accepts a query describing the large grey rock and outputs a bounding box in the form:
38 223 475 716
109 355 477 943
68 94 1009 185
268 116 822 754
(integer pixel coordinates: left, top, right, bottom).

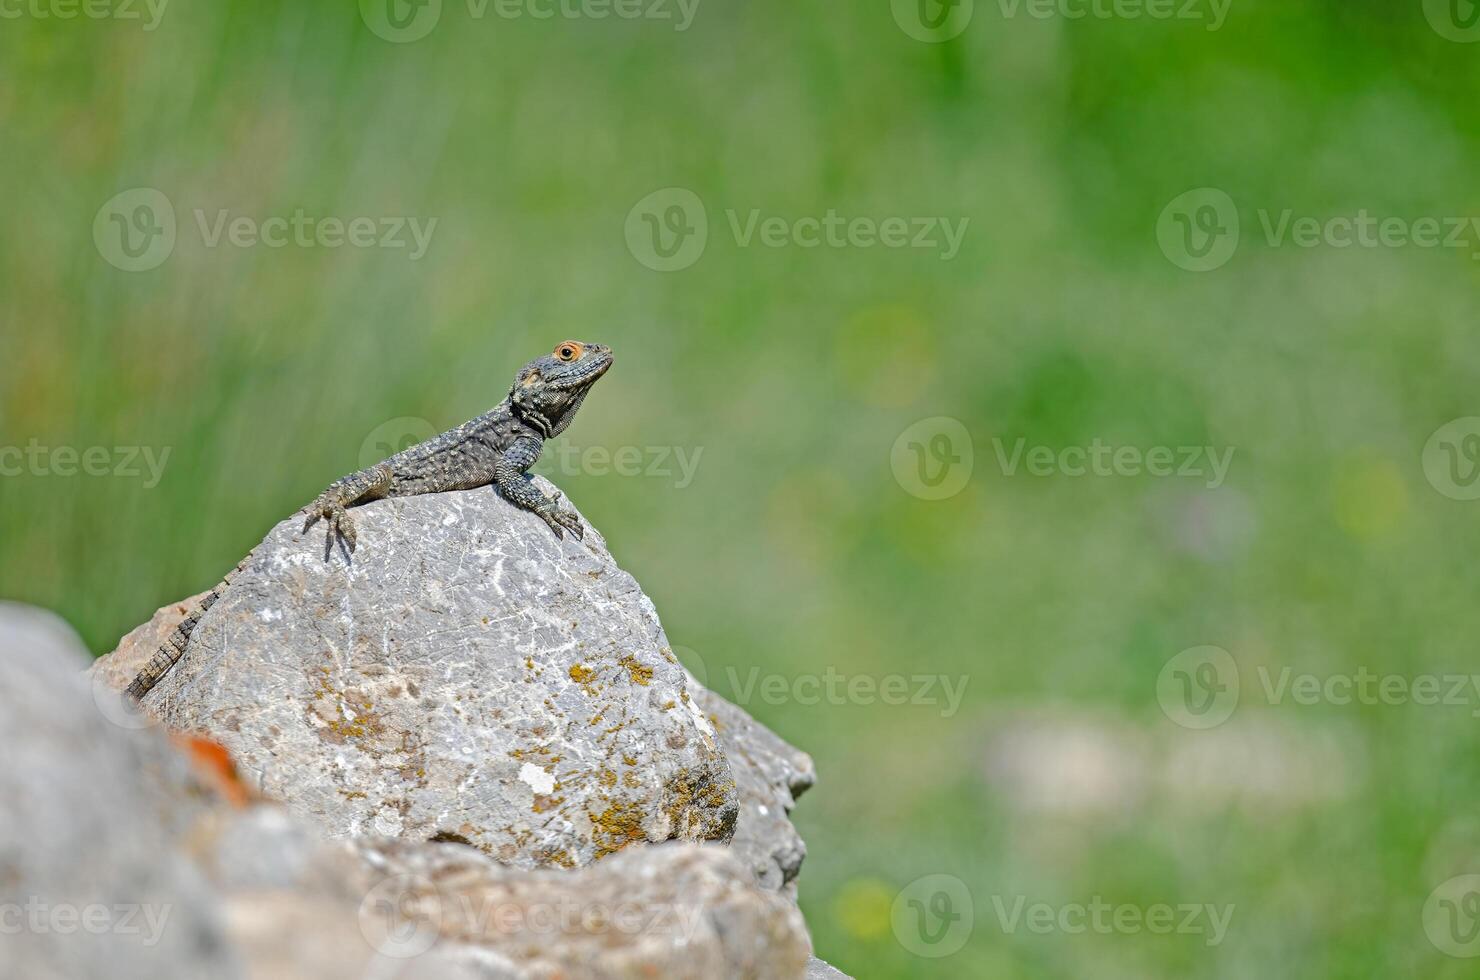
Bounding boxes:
108 483 736 868
0 603 239 980
690 681 815 900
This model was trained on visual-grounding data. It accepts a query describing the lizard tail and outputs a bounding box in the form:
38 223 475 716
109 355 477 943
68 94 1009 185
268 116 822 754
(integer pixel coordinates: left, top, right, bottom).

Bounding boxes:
124 553 254 704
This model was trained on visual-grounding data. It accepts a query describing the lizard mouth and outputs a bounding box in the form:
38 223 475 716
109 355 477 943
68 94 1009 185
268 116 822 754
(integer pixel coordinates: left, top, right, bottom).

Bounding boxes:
555 349 613 389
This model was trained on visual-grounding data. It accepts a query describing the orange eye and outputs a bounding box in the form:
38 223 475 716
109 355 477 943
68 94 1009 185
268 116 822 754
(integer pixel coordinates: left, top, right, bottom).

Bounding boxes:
555 342 582 362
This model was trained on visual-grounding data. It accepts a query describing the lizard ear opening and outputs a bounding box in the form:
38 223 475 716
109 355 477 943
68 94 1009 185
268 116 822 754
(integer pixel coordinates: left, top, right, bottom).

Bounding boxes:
520 371 541 387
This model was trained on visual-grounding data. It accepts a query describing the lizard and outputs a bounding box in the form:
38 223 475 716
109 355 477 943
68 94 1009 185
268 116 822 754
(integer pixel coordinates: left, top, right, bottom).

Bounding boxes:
123 340 614 704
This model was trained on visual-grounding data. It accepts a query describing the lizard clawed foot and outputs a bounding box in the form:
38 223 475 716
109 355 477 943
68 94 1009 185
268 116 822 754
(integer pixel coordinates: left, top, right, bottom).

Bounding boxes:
301 497 358 558
535 497 584 541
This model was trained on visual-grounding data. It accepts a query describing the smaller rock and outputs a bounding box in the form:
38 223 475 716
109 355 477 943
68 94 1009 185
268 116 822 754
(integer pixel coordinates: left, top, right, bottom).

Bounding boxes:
690 678 815 899
806 957 853 979
352 839 813 979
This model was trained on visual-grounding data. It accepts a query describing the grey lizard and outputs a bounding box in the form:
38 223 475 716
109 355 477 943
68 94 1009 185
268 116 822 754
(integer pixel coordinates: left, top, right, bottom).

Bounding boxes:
123 340 613 704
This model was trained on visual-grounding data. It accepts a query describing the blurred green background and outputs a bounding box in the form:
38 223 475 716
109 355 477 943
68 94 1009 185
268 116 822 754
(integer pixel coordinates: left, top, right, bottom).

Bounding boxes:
5 1 1480 976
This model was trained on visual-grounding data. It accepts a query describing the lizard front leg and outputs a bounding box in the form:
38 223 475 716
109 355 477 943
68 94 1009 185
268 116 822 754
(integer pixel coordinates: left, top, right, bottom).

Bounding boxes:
495 436 583 540
301 461 393 554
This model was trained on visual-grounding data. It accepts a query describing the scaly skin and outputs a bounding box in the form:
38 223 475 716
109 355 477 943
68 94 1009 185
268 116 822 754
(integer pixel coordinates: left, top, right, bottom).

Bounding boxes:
124 341 614 704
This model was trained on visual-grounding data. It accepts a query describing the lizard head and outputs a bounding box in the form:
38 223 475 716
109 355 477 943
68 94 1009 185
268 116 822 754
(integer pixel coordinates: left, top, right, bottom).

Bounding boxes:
509 341 614 438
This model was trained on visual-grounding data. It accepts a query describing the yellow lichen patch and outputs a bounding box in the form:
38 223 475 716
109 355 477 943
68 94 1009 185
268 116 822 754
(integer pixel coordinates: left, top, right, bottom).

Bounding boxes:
617 654 654 686
310 666 387 743
598 769 617 788
590 801 649 858
568 663 600 695
662 700 676 710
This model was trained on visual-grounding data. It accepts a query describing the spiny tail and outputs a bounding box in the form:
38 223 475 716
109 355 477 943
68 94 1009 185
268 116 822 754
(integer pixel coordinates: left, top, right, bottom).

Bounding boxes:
124 553 255 704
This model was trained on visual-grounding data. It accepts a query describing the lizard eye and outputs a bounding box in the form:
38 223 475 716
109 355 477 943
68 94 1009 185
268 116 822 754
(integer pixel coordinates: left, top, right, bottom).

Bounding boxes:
555 342 582 362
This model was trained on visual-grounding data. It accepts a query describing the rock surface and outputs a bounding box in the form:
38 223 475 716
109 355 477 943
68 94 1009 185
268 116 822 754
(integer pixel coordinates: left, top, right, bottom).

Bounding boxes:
0 603 239 980
692 680 815 899
71 483 849 976
117 482 736 868
350 838 811 978
5 601 819 979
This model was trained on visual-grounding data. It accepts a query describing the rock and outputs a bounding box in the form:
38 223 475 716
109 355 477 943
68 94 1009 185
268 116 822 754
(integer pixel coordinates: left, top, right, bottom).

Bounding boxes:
350 839 812 979
0 602 240 980
89 590 211 695
805 957 853 979
100 483 737 869
690 680 815 899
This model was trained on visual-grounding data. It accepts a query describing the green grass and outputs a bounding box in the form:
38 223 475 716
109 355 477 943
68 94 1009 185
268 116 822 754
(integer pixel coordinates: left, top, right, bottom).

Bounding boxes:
5 2 1480 976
